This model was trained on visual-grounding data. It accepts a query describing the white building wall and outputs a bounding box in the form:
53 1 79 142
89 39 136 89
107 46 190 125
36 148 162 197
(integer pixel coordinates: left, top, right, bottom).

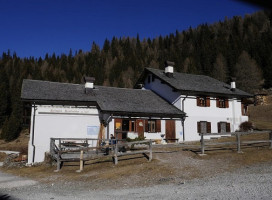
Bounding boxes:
28 105 100 164
144 74 180 104
144 120 166 140
179 96 248 141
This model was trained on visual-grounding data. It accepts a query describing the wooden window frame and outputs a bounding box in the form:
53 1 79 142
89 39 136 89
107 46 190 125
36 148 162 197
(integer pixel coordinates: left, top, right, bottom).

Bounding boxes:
129 120 135 132
216 98 229 108
241 103 248 116
217 122 231 133
145 119 161 133
197 121 211 133
197 96 210 107
115 119 137 132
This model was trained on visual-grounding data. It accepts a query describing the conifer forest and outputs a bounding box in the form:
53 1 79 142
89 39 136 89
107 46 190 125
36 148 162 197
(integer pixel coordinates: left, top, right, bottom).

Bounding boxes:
0 11 272 141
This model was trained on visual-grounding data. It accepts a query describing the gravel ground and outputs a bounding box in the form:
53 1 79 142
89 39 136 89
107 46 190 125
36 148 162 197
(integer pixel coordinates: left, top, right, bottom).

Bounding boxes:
1 162 272 200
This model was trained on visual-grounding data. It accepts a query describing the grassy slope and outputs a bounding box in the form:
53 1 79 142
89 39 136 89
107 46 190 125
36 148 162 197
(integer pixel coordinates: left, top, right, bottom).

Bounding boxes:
0 129 29 153
248 95 272 130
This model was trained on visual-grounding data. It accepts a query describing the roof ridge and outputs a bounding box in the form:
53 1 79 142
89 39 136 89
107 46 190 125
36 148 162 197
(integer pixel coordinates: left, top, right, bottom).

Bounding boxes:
146 67 218 79
97 85 150 91
23 79 82 86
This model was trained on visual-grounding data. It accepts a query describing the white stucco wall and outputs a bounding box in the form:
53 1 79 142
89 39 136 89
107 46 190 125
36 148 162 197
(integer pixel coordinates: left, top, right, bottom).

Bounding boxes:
144 74 180 104
28 105 100 164
179 96 248 141
144 120 166 140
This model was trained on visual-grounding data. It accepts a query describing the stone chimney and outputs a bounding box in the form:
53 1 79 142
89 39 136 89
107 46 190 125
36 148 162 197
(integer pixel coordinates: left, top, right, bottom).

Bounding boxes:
164 61 175 78
230 77 236 91
83 76 95 93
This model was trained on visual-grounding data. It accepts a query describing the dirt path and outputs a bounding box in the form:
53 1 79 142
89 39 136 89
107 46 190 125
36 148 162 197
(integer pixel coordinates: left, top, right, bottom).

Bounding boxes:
1 162 272 200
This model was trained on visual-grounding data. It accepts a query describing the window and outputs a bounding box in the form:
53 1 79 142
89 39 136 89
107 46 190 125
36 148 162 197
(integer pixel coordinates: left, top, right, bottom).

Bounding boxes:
145 120 161 133
217 122 231 133
216 98 229 108
197 121 211 133
122 119 129 131
241 103 248 116
115 119 137 132
197 97 210 107
130 120 135 132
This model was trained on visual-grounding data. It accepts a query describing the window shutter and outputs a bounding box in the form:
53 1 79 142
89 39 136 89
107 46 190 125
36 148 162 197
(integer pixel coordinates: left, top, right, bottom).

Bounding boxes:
145 120 149 132
218 122 221 133
216 98 219 107
225 99 229 108
155 120 161 132
207 122 211 133
197 97 200 106
226 123 231 132
197 122 201 133
206 97 210 107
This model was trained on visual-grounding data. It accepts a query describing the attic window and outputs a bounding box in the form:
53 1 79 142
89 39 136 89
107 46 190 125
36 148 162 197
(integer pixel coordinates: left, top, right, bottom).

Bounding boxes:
197 97 210 107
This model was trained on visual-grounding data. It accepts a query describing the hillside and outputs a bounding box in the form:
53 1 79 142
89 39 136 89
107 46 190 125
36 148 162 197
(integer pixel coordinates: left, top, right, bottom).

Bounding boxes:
1 10 272 141
249 92 272 129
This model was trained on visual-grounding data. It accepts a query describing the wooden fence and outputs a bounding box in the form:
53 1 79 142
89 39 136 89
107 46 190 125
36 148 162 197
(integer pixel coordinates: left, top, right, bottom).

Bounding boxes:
50 138 152 172
199 130 272 155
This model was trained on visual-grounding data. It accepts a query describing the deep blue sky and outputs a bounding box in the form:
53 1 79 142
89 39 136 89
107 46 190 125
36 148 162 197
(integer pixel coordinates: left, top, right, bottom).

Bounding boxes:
0 0 261 58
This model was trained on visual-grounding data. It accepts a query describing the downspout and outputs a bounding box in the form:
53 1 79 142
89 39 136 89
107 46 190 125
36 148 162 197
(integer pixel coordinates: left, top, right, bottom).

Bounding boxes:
31 103 37 164
105 114 113 139
182 96 188 141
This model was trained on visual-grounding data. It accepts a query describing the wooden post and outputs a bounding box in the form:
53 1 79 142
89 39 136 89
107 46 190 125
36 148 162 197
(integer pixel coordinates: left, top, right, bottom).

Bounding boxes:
76 150 84 172
59 138 61 150
54 151 61 172
236 133 242 153
269 131 272 149
149 140 152 162
114 143 118 165
200 134 206 155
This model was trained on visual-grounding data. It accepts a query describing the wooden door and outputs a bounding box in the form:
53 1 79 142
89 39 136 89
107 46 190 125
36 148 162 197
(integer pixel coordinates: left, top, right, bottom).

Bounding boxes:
136 119 144 138
165 120 176 142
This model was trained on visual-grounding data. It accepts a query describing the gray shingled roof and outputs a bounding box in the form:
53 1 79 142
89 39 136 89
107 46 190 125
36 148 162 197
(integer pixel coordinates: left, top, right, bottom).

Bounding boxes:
21 79 185 118
140 68 252 97
21 79 96 102
95 86 184 117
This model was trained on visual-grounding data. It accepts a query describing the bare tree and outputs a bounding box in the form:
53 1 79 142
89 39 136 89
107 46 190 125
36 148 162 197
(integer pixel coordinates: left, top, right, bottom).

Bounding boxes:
212 53 228 82
234 51 263 93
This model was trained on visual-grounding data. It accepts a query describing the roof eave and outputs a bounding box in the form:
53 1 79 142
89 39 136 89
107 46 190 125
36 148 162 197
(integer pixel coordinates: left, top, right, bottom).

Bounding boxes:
21 98 97 106
100 110 185 119
176 90 253 98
